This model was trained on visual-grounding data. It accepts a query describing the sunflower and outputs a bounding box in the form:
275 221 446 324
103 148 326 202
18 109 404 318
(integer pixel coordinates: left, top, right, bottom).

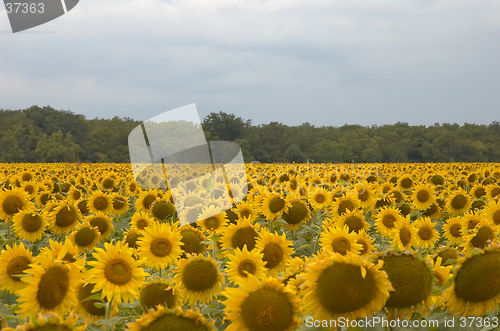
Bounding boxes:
301 251 392 324
140 277 183 310
68 186 84 203
88 241 149 304
445 189 471 215
486 184 500 201
110 193 130 216
48 201 82 234
84 212 114 239
0 187 32 221
39 239 81 264
21 180 38 199
374 206 403 238
220 215 256 246
398 175 415 191
281 196 311 231
68 222 102 253
256 229 294 276
432 256 453 288
482 199 500 225
319 224 363 256
11 210 46 242
197 205 228 235
173 253 225 305
411 183 436 210
461 220 499 252
74 270 116 323
413 217 440 249
260 192 290 221
226 245 267 284
442 216 464 244
179 205 205 226
88 190 113 215
123 228 144 250
126 305 215 331
36 191 52 207
135 189 160 213
0 243 33 294
354 181 377 210
336 208 369 233
442 242 500 316
390 216 417 251
16 252 82 318
470 183 487 199
2 312 85 331
137 222 183 270
235 200 259 221
179 224 208 256
308 187 332 211
223 275 302 331
355 229 376 257
381 250 434 320
329 192 360 219
130 211 154 231
149 198 176 222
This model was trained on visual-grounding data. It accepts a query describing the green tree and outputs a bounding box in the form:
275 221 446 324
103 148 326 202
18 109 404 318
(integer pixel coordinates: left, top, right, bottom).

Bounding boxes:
284 143 305 163
202 112 251 141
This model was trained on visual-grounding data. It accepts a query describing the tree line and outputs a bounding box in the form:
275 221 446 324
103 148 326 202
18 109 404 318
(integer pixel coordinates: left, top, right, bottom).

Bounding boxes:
1 105 499 163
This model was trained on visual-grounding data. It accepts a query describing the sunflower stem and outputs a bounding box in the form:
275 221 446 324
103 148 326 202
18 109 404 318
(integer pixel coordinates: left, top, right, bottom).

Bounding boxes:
312 232 321 255
104 297 114 331
212 236 217 259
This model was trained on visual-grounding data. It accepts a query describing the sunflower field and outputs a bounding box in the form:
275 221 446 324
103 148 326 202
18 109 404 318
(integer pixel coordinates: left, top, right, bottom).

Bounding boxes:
1 162 500 331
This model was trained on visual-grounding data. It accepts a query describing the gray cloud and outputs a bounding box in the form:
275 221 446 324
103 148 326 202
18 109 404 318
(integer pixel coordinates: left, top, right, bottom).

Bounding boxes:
0 0 499 126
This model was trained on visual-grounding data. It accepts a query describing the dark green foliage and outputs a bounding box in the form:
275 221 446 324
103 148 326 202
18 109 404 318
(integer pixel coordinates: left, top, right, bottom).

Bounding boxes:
1 106 500 163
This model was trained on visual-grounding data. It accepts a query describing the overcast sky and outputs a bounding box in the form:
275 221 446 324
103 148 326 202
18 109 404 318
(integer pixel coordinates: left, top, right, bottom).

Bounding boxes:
0 0 499 127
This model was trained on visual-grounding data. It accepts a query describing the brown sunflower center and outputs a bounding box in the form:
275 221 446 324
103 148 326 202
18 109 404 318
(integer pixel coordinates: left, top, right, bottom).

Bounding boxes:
141 314 208 331
126 231 143 249
338 200 355 215
240 288 294 331
238 260 257 277
430 174 444 185
112 197 126 210
474 187 486 198
401 178 413 189
103 178 114 189
152 200 175 220
71 190 81 200
491 187 500 198
240 210 250 218
282 202 308 225
182 260 218 292
78 199 89 215
423 203 439 217
344 216 363 233
262 242 283 269
21 213 42 233
90 217 109 236
470 226 495 249
37 266 70 309
358 190 369 202
78 283 105 317
438 249 458 265
231 227 258 251
331 237 351 255
93 196 109 210
136 219 148 230
418 226 433 241
74 227 96 247
142 194 157 210
450 223 462 238
24 185 35 194
454 252 500 303
382 254 432 308
2 195 23 215
451 194 467 210
140 283 176 309
150 238 172 257
316 263 376 314
7 255 31 281
55 207 78 228
268 196 285 214
104 259 132 285
181 230 204 255
467 219 480 230
417 190 429 202
315 194 326 203
382 214 396 229
399 226 412 246
204 217 219 230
